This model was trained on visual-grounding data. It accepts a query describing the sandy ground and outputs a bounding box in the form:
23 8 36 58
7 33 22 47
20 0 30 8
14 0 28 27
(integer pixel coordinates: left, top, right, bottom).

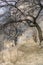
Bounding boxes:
0 31 43 65
15 40 43 65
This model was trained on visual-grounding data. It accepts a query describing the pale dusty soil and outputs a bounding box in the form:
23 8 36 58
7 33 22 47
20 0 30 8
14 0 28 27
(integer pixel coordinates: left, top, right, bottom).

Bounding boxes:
0 31 43 65
15 40 43 65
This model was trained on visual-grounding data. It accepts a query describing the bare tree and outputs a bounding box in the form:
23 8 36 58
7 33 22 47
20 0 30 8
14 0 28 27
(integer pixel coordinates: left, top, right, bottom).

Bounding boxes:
0 0 43 46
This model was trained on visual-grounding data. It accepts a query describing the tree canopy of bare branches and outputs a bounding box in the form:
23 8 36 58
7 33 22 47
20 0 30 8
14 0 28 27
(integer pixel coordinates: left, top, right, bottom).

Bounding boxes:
0 0 43 45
